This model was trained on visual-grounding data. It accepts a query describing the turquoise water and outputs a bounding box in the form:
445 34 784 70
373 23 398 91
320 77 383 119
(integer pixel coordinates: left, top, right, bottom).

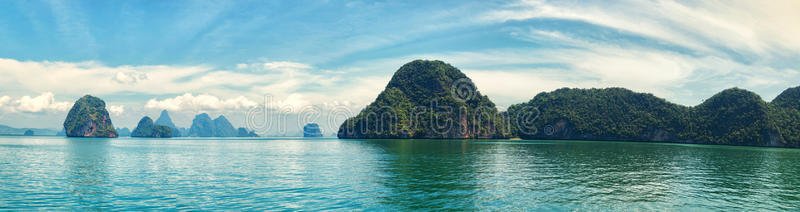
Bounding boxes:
1 136 800 210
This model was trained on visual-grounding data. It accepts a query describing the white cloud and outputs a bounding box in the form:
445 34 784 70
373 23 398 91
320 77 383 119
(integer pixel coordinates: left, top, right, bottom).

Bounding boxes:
0 96 10 107
11 92 72 113
107 105 124 116
262 61 312 70
0 58 211 96
113 71 148 84
145 93 257 111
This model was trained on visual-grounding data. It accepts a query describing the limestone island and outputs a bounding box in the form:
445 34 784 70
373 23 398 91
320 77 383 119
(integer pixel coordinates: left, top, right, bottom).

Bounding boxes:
338 60 508 139
63 95 118 137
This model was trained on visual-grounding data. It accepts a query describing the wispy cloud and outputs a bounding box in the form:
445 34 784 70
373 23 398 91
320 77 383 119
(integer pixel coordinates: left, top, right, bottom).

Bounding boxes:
484 0 800 55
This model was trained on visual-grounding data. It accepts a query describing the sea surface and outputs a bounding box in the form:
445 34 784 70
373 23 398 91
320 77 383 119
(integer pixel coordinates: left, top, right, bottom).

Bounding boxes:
1 136 799 210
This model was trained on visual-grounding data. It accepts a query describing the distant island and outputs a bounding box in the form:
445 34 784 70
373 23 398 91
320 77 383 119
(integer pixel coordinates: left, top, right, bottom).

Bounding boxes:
186 113 258 137
124 111 258 138
338 59 800 148
63 95 118 138
131 116 172 138
155 110 181 137
303 123 323 137
0 124 59 136
116 127 131 137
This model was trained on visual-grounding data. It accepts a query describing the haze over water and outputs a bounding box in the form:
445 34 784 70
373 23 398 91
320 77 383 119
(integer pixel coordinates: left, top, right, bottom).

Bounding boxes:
2 137 799 210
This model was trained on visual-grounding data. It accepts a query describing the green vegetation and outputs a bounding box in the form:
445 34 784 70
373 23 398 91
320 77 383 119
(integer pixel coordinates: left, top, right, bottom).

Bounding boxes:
131 116 172 138
63 95 118 137
687 88 775 146
507 87 800 147
338 60 508 139
507 87 688 142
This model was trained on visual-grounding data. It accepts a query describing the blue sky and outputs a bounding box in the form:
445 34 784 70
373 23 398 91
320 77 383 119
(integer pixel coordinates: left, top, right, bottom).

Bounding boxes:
1 0 799 133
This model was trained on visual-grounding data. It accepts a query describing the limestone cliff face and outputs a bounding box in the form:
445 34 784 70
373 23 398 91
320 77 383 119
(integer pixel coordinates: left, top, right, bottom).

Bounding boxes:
63 95 118 138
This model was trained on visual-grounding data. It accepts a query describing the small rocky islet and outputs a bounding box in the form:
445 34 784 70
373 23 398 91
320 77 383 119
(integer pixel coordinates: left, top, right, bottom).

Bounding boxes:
303 123 323 137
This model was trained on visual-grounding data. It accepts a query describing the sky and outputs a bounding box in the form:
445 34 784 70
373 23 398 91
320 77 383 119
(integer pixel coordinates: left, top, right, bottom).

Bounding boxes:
1 0 799 134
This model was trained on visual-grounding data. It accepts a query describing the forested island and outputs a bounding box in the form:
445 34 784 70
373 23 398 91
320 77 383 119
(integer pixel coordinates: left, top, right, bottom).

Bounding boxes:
338 60 507 139
338 60 800 148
